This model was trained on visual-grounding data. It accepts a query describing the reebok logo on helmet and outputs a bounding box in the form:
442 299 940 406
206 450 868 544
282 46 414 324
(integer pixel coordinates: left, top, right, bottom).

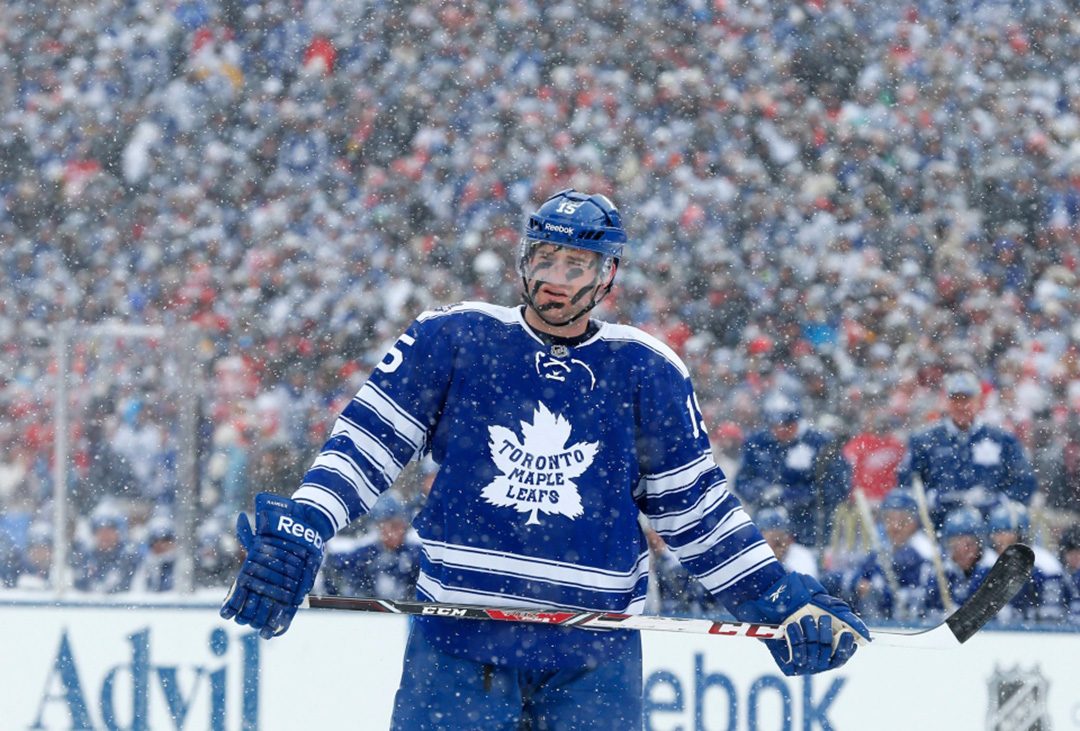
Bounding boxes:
544 223 574 236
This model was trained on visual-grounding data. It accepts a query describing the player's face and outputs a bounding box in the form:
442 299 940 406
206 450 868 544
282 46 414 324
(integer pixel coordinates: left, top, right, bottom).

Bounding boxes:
882 510 916 547
762 528 792 557
522 243 611 322
949 534 981 570
769 420 799 442
989 529 1018 554
947 393 980 430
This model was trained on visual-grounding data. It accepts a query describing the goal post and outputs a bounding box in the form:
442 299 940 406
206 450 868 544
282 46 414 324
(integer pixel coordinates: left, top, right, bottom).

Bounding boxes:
49 320 202 595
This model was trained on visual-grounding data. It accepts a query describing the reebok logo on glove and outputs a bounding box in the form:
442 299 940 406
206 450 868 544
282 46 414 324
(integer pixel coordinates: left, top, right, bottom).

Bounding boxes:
277 515 324 550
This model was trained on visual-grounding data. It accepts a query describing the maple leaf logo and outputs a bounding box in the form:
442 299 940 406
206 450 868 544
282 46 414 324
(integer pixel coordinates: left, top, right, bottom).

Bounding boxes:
480 402 596 525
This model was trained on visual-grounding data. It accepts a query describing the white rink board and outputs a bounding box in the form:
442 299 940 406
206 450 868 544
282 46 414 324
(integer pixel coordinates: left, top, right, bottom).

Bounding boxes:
0 600 1077 730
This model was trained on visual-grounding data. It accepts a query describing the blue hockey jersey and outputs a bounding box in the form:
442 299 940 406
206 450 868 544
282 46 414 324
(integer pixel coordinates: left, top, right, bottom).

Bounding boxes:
293 302 783 668
896 420 1037 528
733 426 850 547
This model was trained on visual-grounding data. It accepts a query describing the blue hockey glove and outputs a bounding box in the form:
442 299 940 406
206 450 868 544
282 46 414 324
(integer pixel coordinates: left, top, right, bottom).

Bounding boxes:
220 492 332 640
734 572 870 676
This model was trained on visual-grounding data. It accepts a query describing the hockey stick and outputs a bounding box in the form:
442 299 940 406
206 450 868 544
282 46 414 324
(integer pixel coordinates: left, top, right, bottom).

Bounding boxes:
303 543 1034 650
910 474 956 612
851 486 905 607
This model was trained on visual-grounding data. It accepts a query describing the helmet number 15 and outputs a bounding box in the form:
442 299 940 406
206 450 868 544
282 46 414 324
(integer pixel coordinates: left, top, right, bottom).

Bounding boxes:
377 333 416 374
554 200 583 215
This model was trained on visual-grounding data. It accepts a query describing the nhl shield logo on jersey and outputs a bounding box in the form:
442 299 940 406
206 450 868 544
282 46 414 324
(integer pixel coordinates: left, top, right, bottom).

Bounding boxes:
481 402 597 525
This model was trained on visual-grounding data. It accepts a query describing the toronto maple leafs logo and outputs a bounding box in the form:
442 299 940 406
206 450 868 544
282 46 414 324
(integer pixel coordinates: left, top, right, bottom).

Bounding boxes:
481 402 597 525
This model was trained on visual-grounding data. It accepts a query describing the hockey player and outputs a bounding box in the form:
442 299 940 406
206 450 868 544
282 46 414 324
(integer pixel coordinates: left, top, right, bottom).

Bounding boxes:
985 501 1067 624
130 516 180 593
755 507 819 578
645 525 719 618
921 507 992 619
734 392 851 548
1060 525 1080 622
896 371 1036 530
220 189 869 730
72 502 141 594
14 522 54 590
845 490 934 621
320 491 422 601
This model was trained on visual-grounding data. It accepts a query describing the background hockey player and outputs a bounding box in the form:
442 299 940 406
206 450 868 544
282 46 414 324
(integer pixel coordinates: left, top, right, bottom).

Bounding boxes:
734 392 851 548
130 515 180 593
220 189 869 730
754 506 820 578
645 524 719 618
985 501 1067 624
844 489 934 621
922 507 992 618
72 501 141 594
1060 525 1080 622
897 370 1037 530
320 491 422 601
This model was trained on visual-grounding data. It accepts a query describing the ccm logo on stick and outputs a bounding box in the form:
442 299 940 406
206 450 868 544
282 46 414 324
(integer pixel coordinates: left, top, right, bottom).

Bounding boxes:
422 607 468 617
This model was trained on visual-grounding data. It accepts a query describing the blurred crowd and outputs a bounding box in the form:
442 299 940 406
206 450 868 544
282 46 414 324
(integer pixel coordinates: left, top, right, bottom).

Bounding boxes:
2 0 1080 624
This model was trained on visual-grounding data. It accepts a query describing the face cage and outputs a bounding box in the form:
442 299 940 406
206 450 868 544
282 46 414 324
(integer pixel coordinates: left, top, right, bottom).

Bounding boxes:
517 238 616 286
517 238 618 327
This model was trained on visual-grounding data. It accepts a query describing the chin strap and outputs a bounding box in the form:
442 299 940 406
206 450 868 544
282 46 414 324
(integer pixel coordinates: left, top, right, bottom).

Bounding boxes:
520 277 611 329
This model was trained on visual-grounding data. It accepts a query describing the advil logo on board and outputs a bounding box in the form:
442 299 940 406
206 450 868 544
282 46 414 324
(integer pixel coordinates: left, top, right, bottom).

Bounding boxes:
30 627 260 731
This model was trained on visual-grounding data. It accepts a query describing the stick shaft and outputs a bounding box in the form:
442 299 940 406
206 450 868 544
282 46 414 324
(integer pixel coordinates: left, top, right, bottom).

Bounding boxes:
303 544 1034 651
302 595 785 639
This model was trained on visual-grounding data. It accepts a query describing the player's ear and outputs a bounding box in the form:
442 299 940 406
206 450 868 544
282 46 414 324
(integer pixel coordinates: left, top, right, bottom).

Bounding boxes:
601 258 618 289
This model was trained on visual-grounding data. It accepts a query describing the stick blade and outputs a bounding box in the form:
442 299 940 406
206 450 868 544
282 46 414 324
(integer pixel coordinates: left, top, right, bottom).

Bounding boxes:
944 543 1034 644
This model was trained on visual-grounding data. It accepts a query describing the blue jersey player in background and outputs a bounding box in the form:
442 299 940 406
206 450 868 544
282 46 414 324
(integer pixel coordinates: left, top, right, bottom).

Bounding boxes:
220 189 869 730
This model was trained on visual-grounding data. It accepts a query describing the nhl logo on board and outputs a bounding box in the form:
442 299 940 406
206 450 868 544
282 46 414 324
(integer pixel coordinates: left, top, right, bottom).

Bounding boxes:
985 665 1049 730
551 344 569 358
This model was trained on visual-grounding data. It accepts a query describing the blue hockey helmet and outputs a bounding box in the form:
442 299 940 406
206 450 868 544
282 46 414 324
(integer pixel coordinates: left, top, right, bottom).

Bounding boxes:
522 188 627 261
879 489 919 515
941 507 985 541
754 507 791 533
987 501 1029 536
763 392 801 426
90 501 127 533
368 492 409 523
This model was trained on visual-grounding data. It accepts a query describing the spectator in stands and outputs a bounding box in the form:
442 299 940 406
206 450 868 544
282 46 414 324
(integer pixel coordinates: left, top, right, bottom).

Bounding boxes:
897 371 1037 530
710 421 743 481
845 490 934 621
735 393 851 548
842 404 906 506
